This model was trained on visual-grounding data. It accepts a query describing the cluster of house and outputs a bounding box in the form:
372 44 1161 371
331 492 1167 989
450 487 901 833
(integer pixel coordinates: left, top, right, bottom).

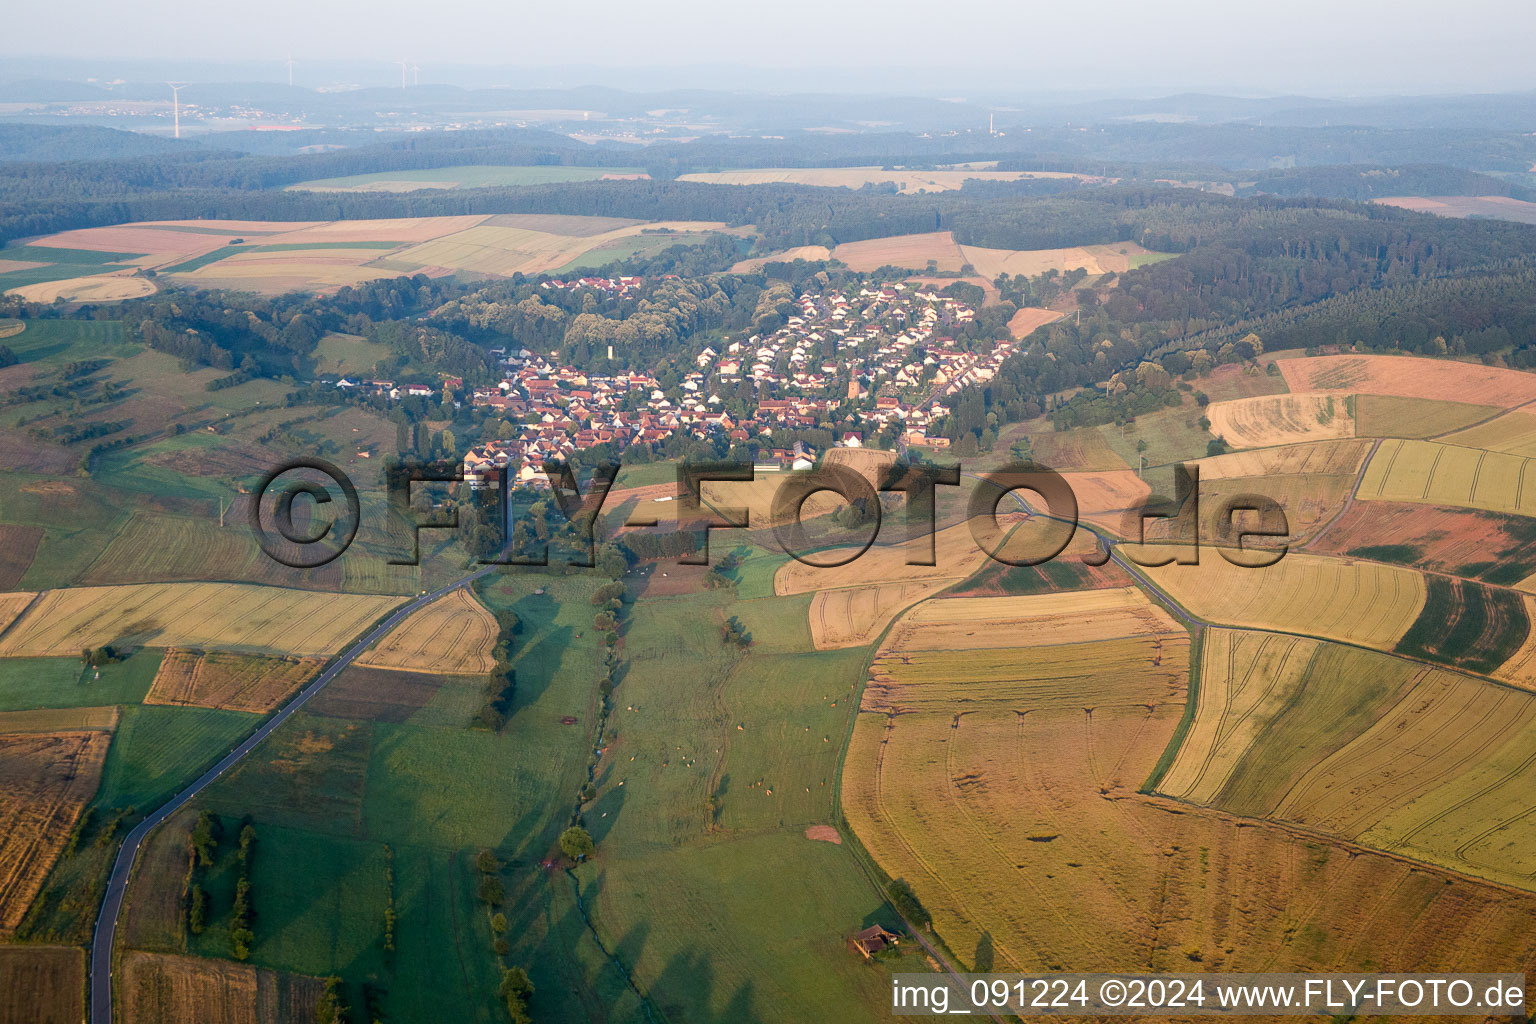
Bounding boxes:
696 283 1014 448
328 281 1014 489
539 275 645 297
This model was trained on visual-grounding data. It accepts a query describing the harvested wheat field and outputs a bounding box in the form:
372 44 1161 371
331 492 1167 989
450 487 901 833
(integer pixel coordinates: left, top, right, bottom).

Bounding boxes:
1006 306 1063 339
1373 195 1536 225
1353 395 1502 439
819 446 899 478
122 951 323 1024
0 946 84 1024
0 727 112 932
1443 407 1536 458
5 272 157 303
144 650 323 713
1138 552 1426 650
843 683 1536 974
775 520 994 596
0 583 402 658
356 588 499 675
1278 355 1536 407
808 579 955 650
880 586 1182 654
1204 392 1354 448
729 245 832 273
865 631 1187 713
1061 470 1152 534
831 232 965 273
0 591 36 633
1163 628 1536 890
1196 438 1371 480
1357 439 1536 515
959 241 1159 279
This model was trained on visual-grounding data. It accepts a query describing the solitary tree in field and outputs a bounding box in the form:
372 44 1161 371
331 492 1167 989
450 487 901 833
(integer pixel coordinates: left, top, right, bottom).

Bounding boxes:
559 826 594 862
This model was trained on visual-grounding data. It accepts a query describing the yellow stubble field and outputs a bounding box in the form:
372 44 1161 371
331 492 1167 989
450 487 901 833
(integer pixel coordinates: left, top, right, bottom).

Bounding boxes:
0 583 403 658
356 587 500 675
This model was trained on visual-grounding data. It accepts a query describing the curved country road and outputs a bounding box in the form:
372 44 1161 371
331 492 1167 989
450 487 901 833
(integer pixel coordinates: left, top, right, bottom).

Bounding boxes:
89 567 492 1024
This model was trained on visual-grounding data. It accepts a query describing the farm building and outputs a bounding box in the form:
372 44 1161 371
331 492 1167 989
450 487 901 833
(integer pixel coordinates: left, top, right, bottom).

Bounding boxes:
848 924 900 959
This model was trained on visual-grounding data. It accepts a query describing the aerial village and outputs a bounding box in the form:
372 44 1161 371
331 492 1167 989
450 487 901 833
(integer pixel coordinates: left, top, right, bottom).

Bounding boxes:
333 278 1016 488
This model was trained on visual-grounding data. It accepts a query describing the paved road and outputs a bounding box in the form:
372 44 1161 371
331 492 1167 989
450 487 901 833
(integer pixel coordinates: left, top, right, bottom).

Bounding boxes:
89 568 492 1024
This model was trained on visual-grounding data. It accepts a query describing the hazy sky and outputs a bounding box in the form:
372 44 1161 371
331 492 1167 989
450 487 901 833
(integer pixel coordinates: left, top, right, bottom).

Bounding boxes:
6 0 1536 95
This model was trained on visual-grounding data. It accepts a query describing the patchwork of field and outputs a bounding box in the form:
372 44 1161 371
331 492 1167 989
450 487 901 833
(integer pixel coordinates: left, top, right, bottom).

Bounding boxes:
1205 393 1354 448
1358 438 1536 515
1443 407 1536 457
677 166 1087 193
775 519 995 596
1162 629 1536 889
1354 395 1502 438
1278 355 1536 407
948 531 1132 598
1139 552 1426 649
1185 472 1357 546
288 164 647 192
144 650 323 713
881 587 1183 654
1373 194 1536 226
388 218 725 278
807 579 954 649
0 946 84 1024
122 951 322 1024
1196 438 1372 480
844 603 1536 974
8 213 724 296
0 583 402 657
7 272 157 304
0 727 113 932
1310 500 1536 588
356 588 498 675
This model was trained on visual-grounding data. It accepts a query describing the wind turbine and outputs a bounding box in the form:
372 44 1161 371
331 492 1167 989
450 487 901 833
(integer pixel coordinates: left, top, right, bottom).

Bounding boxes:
411 63 420 87
167 83 183 139
286 53 295 87
394 58 408 89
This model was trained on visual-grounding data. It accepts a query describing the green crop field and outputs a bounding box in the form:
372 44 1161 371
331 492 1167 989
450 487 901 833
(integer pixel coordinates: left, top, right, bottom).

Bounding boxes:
1394 575 1531 675
0 651 161 711
95 706 260 812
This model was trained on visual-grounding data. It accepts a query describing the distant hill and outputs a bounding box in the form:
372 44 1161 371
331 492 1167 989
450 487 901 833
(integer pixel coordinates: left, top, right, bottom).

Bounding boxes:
0 124 194 162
